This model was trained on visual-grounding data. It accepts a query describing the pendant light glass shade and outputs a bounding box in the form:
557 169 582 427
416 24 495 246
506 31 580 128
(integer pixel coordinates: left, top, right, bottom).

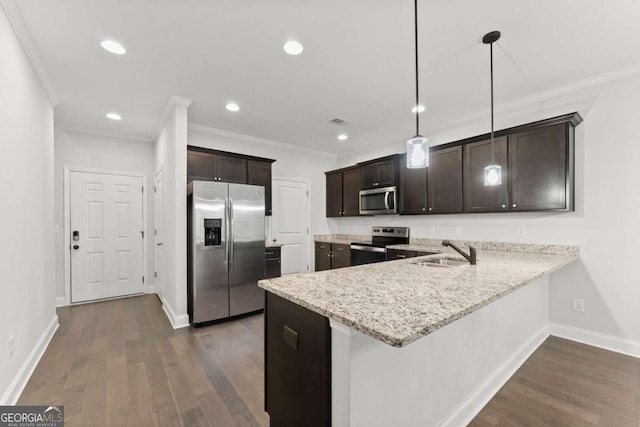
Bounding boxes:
484 164 502 186
407 135 429 168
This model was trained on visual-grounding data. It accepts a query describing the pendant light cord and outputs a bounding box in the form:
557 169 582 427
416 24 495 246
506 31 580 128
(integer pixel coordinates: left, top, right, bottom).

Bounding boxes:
414 0 420 136
490 40 495 163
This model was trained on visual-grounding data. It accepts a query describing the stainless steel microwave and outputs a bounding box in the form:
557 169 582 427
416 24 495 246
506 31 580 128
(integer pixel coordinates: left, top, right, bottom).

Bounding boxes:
359 186 397 215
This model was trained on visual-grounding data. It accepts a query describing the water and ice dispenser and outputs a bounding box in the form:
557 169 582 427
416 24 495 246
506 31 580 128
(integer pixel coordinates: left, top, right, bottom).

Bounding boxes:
203 218 221 246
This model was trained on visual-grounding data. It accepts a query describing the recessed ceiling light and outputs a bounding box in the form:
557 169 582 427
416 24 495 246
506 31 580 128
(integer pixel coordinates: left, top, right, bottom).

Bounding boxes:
283 40 304 55
411 105 426 113
100 40 126 55
225 102 240 112
106 112 122 120
337 134 348 141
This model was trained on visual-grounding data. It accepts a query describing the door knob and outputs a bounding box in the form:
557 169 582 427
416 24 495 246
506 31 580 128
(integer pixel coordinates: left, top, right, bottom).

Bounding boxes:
73 245 80 250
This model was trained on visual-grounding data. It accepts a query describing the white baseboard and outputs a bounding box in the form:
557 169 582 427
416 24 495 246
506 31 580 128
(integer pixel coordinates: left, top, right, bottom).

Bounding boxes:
161 297 189 329
550 323 640 359
55 296 65 307
1 315 59 405
145 284 157 294
440 325 549 427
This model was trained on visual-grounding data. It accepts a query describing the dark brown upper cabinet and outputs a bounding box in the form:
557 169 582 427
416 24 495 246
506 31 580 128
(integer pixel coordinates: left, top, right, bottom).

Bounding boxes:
398 154 428 214
325 167 361 217
509 123 571 211
360 158 396 189
428 146 463 214
187 150 247 183
248 160 273 215
464 136 509 213
187 146 275 214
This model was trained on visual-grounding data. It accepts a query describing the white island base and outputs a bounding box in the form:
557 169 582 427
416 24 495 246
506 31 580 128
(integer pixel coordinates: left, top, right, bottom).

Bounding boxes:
330 276 549 427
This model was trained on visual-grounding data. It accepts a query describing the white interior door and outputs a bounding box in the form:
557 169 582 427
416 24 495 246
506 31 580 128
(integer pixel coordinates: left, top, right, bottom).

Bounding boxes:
70 171 144 303
272 179 310 275
154 169 164 300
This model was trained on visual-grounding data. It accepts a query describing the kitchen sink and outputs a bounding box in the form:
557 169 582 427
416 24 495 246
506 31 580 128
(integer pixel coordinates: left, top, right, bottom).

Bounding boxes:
413 257 469 267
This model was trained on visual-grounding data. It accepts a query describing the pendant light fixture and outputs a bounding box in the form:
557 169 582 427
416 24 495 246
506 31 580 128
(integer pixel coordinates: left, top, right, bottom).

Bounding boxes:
406 0 428 169
483 30 502 186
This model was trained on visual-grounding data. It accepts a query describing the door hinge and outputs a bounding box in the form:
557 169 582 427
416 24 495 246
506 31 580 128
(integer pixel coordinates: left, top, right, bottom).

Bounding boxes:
305 190 309 197
142 276 145 284
141 231 144 238
153 186 157 193
142 186 144 193
307 264 309 271
307 228 309 234
154 271 157 278
154 229 157 235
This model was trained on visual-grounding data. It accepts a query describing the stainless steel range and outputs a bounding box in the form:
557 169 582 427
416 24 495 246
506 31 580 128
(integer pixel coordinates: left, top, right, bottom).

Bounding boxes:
350 226 410 266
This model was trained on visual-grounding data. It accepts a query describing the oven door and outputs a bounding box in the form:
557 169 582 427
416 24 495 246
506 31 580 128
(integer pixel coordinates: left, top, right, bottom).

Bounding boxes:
350 244 387 266
359 186 397 215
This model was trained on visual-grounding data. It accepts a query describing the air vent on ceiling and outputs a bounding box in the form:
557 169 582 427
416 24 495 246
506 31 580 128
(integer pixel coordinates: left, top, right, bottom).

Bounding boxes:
329 117 351 126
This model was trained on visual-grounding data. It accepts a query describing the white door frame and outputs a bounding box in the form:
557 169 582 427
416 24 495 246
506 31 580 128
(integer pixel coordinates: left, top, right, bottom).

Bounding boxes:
272 176 312 273
63 167 148 305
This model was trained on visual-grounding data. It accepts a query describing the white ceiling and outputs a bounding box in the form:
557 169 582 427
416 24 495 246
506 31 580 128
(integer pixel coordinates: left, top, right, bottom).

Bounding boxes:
10 0 640 155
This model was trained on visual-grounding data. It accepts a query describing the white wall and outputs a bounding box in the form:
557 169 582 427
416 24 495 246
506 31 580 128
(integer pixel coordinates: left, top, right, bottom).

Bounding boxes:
53 127 156 303
154 99 190 328
333 72 640 346
0 7 56 403
187 125 337 260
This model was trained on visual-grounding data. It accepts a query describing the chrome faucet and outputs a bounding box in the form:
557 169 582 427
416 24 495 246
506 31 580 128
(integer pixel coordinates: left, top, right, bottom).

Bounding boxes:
442 240 477 265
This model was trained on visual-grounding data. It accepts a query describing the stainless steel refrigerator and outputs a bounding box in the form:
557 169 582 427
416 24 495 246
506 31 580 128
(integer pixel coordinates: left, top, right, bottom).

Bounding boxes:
187 181 266 324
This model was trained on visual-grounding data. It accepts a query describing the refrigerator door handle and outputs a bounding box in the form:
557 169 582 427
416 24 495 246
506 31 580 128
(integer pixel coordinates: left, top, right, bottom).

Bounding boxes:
224 197 229 269
229 197 235 272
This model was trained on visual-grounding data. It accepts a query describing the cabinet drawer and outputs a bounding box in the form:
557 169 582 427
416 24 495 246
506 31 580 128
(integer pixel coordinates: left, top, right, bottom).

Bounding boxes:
387 249 416 260
266 247 281 260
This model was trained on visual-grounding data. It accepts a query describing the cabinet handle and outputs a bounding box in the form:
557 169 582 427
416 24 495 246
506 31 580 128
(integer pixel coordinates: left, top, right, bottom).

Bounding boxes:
397 254 406 258
513 204 517 208
501 204 506 209
422 207 426 211
428 207 433 211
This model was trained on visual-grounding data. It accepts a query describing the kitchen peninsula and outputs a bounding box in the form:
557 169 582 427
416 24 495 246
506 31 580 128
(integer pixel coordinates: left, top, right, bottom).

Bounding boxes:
259 239 578 426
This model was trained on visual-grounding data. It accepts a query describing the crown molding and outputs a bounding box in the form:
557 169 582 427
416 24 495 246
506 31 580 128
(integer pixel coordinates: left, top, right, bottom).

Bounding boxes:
154 95 193 139
187 122 337 159
55 121 153 143
0 0 60 106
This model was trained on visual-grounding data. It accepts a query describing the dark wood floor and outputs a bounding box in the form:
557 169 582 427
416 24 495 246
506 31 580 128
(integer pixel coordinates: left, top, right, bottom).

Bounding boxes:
470 335 640 427
19 295 640 426
18 295 269 426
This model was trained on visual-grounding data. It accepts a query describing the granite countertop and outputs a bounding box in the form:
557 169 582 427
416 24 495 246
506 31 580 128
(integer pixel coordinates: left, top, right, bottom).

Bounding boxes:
259 242 579 348
266 242 282 248
314 234 370 245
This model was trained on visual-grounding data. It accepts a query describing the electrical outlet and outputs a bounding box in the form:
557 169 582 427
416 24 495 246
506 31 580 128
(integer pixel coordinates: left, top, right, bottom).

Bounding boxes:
517 226 527 237
572 298 585 313
428 225 435 233
455 225 463 234
8 336 14 358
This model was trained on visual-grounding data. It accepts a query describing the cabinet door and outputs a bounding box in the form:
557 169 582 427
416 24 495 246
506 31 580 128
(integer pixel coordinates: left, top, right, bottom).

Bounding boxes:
428 146 463 214
342 168 361 216
377 160 396 187
248 160 273 215
509 124 568 211
325 172 343 217
315 243 332 271
266 259 281 279
386 249 416 260
398 154 428 214
187 152 215 182
215 155 247 184
463 137 508 213
360 164 379 189
331 244 351 269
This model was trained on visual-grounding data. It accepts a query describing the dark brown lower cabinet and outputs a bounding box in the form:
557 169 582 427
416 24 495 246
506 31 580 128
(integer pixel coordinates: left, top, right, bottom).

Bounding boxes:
265 292 331 427
266 247 281 279
315 243 332 271
314 242 351 271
